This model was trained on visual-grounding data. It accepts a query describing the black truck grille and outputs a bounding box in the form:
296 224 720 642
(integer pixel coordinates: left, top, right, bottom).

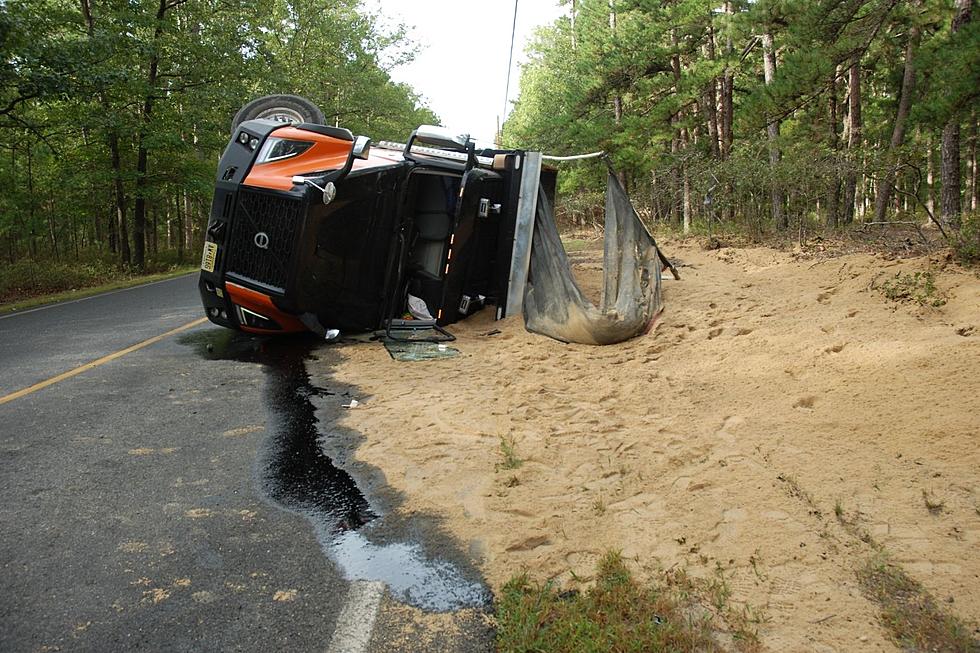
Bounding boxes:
226 189 303 292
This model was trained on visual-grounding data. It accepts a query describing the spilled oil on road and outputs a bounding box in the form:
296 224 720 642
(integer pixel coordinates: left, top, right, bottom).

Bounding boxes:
181 329 374 529
180 328 489 612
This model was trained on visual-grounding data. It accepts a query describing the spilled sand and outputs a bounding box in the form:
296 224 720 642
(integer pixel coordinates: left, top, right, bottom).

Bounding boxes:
314 239 980 650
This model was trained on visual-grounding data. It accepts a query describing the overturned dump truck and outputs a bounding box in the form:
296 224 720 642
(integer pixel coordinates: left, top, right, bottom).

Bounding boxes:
199 95 673 345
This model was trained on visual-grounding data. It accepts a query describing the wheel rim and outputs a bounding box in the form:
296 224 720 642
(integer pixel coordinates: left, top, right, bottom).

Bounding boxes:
255 107 306 124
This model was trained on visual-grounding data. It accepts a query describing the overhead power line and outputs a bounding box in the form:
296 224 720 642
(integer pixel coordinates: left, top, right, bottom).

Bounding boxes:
503 0 519 121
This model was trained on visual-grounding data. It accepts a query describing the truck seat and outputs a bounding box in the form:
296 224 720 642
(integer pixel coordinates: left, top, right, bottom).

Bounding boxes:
409 175 455 280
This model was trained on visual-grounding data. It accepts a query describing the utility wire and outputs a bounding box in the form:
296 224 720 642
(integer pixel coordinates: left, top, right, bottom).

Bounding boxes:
503 0 519 122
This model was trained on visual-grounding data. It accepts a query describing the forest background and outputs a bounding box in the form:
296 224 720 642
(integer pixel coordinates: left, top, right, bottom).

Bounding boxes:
505 0 978 248
0 0 438 300
0 0 978 302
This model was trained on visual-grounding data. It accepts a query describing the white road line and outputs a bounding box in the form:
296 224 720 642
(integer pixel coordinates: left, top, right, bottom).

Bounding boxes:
326 580 386 653
0 273 197 321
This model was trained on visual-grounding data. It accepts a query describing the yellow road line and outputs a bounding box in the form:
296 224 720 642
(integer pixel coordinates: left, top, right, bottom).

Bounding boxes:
0 317 208 406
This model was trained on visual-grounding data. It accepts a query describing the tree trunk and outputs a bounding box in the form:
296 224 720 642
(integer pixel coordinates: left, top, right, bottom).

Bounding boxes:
48 206 58 259
609 1 628 191
859 166 869 220
608 6 619 116
175 193 185 261
926 132 935 218
150 205 158 256
70 207 79 259
110 134 130 265
26 146 37 259
970 110 978 211
720 2 734 160
670 29 683 226
167 203 173 251
81 0 128 263
874 22 919 223
183 191 194 253
703 80 720 160
682 134 692 234
133 148 148 268
132 0 170 270
826 69 841 228
761 31 786 229
942 121 962 227
670 122 681 224
843 60 862 224
720 3 735 222
940 0 972 229
703 23 720 160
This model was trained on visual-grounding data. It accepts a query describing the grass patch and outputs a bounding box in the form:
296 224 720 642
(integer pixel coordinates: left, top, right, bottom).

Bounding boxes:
496 552 762 653
497 435 523 471
560 237 592 253
880 271 947 307
0 264 197 315
858 554 978 651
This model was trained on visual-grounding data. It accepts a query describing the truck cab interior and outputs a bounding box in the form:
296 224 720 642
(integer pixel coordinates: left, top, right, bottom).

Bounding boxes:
398 163 506 327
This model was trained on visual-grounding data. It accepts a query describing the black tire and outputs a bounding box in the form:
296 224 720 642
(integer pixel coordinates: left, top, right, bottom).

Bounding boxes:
230 94 326 134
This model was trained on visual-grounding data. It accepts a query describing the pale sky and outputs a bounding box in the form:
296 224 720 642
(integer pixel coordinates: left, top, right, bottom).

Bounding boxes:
367 0 566 143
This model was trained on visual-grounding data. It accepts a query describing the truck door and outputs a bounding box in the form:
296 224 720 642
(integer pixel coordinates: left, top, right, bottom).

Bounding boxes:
437 168 505 324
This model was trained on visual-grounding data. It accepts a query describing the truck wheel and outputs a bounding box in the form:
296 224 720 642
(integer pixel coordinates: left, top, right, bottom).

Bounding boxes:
231 94 326 134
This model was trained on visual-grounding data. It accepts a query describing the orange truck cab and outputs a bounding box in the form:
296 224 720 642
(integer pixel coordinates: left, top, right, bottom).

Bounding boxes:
198 117 553 337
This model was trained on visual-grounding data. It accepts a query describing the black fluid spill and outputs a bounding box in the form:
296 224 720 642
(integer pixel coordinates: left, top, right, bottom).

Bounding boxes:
180 329 376 532
180 328 489 612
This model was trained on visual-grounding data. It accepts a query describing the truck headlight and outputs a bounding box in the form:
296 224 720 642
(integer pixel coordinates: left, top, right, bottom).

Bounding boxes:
255 137 313 164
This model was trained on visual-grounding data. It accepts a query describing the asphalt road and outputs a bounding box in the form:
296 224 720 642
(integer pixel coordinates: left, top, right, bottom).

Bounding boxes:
0 275 492 652
0 275 205 396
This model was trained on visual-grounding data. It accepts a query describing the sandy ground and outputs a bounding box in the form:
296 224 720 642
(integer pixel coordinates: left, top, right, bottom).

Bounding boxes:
317 239 980 651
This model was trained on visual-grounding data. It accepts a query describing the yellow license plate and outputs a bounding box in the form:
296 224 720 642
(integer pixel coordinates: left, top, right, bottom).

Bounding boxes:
201 241 218 273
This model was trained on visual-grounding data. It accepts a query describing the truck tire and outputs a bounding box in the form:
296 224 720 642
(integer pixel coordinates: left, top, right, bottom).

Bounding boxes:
231 94 326 134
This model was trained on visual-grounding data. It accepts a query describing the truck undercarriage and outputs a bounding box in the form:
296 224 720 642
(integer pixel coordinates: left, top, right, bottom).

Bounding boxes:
199 95 668 345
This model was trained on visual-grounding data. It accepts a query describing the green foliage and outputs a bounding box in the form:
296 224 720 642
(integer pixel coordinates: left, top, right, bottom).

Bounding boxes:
951 212 980 264
0 258 117 302
496 552 761 653
880 271 947 307
503 0 978 237
858 554 979 651
559 237 591 252
497 435 523 471
0 252 191 304
0 0 439 274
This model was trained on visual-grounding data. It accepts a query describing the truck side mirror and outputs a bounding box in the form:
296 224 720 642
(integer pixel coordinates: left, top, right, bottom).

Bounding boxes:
352 135 371 160
291 176 337 205
410 125 470 152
